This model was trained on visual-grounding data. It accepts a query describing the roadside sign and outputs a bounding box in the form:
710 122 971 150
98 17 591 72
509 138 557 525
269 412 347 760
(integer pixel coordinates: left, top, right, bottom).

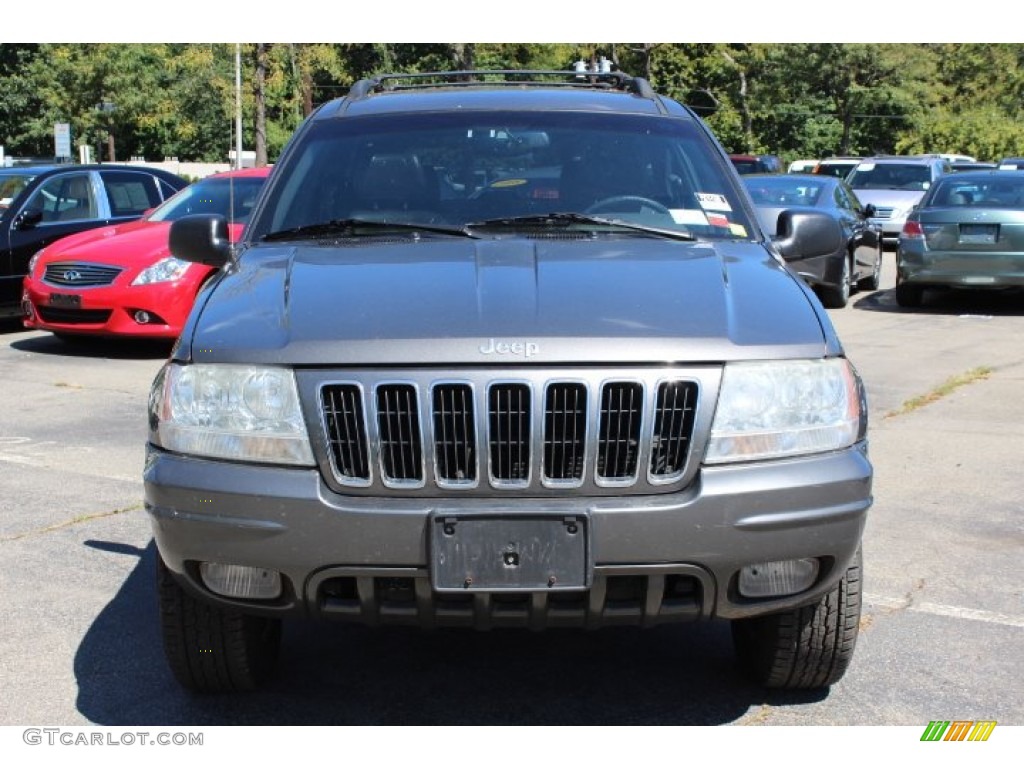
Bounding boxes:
54 123 72 159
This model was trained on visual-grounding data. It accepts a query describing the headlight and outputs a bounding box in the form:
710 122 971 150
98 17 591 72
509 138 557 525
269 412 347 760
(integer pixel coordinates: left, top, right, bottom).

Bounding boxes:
27 250 44 275
150 363 314 465
132 256 192 285
705 358 862 464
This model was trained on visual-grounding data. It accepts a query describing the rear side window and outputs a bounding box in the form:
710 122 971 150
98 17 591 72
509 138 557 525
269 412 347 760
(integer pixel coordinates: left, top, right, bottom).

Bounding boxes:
101 171 163 216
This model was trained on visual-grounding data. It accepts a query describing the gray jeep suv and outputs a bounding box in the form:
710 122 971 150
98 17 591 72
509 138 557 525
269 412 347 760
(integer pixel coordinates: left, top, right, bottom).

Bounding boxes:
147 70 872 694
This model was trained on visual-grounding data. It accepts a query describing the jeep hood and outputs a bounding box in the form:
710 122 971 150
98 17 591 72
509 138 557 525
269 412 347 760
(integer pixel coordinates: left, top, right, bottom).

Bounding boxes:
183 238 838 365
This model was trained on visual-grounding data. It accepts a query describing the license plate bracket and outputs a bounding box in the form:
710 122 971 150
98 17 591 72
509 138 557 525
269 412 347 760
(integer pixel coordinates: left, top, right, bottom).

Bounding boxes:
48 292 81 308
430 513 590 592
959 223 998 244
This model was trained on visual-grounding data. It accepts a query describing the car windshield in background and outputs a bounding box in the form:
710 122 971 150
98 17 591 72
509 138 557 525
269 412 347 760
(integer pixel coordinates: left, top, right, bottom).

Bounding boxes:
743 176 827 206
252 111 754 242
848 162 933 191
925 174 1024 207
148 176 267 224
0 172 38 210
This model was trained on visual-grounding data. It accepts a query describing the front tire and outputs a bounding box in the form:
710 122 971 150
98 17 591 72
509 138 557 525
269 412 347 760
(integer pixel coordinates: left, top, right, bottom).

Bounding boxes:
157 556 281 693
731 549 862 689
819 257 851 309
858 247 882 291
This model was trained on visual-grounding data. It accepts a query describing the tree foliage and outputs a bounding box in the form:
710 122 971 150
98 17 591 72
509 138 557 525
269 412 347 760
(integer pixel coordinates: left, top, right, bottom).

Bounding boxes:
1 43 1021 164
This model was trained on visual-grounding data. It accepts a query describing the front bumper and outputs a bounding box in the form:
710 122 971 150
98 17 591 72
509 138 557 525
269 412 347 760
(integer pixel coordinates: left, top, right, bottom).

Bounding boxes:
22 279 199 339
145 443 872 628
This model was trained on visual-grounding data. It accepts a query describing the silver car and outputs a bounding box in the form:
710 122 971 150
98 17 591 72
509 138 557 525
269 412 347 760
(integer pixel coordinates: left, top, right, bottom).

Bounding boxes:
847 155 950 248
897 170 1024 306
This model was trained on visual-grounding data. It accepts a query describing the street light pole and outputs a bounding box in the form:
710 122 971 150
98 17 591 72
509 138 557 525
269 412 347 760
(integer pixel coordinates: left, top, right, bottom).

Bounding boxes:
235 44 243 170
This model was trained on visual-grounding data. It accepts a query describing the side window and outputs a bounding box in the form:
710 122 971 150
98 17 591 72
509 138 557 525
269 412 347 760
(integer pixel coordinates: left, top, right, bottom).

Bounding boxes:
833 184 853 212
25 173 99 223
101 171 163 217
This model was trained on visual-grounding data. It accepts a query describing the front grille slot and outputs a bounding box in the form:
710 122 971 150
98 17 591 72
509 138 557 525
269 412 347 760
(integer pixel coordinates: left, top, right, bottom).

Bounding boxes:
489 383 531 483
43 262 122 287
650 381 699 479
597 382 643 480
543 383 587 482
322 384 370 483
36 307 112 324
432 384 476 485
376 384 423 484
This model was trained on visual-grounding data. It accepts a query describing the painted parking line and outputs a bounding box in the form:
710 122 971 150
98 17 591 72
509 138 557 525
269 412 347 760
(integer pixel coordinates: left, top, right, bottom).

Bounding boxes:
865 593 1024 628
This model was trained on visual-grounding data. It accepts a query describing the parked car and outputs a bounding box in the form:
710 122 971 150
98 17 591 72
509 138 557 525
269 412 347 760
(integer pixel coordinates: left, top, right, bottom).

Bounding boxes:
787 159 819 174
997 157 1024 170
0 164 187 319
950 161 998 173
813 156 862 179
22 167 270 341
743 173 882 308
896 170 1024 307
846 155 950 248
148 68 871 694
729 153 782 174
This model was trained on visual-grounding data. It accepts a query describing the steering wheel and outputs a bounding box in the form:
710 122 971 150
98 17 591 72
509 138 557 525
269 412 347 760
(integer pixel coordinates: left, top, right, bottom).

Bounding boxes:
585 195 671 215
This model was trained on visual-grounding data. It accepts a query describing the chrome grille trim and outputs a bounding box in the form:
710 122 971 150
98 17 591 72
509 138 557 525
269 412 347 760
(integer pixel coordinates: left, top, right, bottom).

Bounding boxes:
596 381 645 486
542 382 588 487
375 383 425 488
488 382 532 488
310 367 712 497
321 383 372 487
431 382 478 488
43 262 123 287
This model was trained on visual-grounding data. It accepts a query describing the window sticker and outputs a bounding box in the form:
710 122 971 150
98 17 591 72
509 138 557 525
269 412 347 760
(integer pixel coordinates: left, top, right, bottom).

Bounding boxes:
728 223 748 237
695 193 732 212
856 162 875 172
706 212 730 228
669 209 709 226
491 178 528 188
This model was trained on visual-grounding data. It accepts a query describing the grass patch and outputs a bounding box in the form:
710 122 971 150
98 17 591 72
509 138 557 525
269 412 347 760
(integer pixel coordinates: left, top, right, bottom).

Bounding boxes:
884 366 993 419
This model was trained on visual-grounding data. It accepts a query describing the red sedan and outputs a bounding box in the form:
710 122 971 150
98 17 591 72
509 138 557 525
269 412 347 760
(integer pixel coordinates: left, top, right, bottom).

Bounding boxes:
22 167 270 341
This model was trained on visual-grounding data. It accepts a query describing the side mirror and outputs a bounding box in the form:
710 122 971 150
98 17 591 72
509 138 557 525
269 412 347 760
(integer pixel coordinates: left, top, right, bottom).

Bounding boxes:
772 210 843 261
169 214 232 267
13 209 44 230
862 203 876 218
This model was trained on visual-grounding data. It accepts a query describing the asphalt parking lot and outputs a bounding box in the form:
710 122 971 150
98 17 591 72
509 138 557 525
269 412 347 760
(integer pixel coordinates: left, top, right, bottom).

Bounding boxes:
1 255 1022 729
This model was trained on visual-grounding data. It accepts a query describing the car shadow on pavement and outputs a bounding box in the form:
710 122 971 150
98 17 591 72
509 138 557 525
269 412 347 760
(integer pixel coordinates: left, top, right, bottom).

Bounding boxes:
852 286 1024 316
10 333 173 360
74 540 826 726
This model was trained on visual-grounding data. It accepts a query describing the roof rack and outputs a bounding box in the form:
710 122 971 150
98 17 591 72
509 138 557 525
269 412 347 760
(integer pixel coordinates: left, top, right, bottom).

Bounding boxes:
347 70 656 100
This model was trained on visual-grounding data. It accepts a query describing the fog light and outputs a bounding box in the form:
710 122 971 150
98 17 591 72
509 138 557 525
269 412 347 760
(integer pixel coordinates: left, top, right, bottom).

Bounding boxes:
134 310 151 324
738 558 819 598
199 562 281 600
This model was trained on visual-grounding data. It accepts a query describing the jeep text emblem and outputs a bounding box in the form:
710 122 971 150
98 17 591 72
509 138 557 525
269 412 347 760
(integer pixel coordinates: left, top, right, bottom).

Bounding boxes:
478 338 540 358
63 270 82 282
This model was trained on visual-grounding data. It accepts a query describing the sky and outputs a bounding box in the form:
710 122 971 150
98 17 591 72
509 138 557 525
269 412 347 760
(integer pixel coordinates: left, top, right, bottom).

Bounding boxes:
7 2 1014 44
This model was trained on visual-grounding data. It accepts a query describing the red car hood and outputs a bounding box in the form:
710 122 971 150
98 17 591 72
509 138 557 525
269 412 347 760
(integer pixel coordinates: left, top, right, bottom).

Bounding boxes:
38 220 243 268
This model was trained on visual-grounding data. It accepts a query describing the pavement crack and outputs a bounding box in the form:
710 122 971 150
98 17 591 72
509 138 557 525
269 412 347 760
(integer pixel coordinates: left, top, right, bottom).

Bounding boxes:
0 504 143 542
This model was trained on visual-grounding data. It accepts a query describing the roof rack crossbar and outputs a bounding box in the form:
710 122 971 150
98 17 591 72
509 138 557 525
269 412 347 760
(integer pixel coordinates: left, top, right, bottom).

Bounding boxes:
347 70 657 99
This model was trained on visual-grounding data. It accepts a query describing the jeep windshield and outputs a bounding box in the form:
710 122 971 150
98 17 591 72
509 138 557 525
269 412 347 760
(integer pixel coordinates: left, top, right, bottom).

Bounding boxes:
249 110 754 242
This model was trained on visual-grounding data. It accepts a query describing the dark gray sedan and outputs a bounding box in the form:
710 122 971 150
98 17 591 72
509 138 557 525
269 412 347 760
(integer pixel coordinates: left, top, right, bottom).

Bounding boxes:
896 170 1024 307
743 174 883 308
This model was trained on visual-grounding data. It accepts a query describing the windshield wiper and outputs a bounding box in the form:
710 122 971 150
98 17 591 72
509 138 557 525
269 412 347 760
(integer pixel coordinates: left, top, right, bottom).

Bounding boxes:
262 218 477 241
467 212 697 241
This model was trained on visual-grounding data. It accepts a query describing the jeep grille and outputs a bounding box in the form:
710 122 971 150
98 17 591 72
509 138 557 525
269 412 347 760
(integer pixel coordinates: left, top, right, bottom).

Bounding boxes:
317 370 701 495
